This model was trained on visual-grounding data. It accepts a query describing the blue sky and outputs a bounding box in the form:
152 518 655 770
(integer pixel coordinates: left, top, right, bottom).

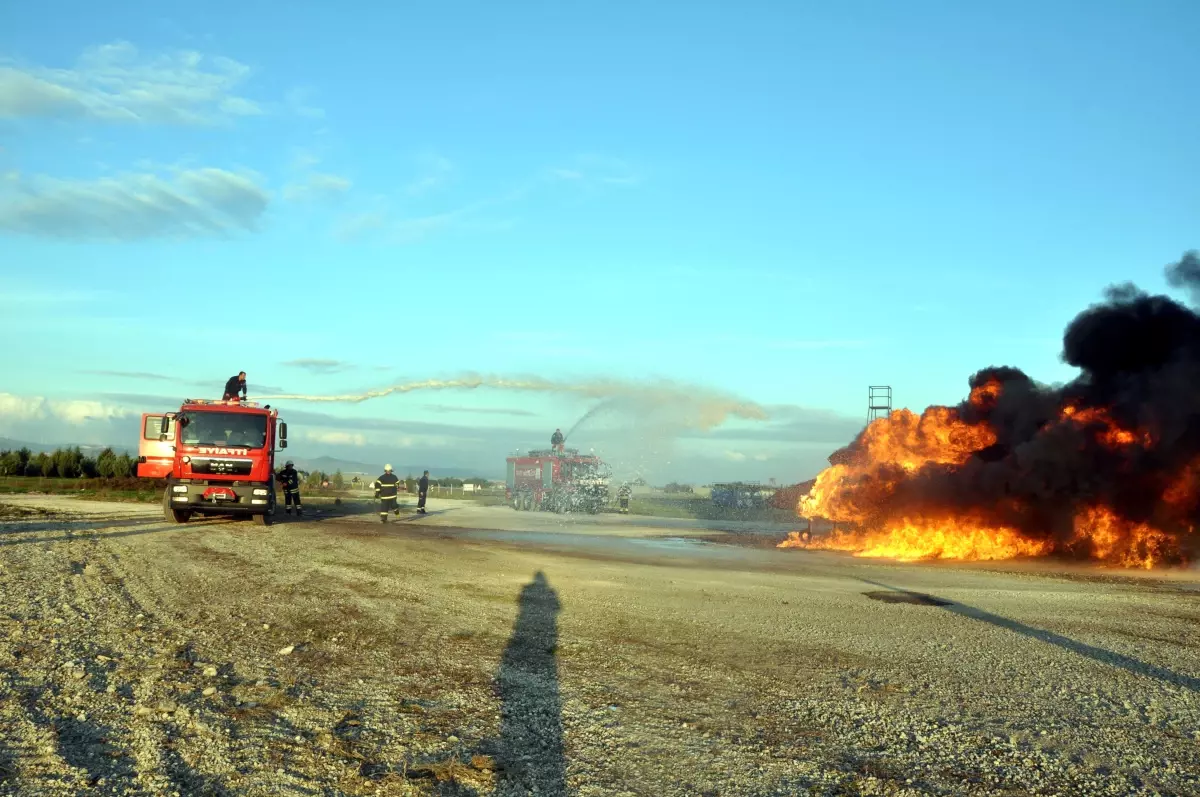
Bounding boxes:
1 1 1197 481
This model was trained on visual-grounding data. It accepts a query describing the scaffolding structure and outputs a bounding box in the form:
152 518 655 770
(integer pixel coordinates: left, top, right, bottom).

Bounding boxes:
868 385 892 424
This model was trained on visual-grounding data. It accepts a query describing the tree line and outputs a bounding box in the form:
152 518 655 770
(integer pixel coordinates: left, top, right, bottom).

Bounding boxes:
0 448 497 489
0 447 137 479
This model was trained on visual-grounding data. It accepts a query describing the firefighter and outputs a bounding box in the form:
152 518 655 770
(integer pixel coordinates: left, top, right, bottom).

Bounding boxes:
373 464 401 522
551 428 565 454
417 470 430 514
617 482 632 514
277 460 302 516
222 371 247 402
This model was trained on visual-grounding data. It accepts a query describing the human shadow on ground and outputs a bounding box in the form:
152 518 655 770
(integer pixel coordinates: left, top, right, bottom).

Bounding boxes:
859 578 1200 693
485 571 568 796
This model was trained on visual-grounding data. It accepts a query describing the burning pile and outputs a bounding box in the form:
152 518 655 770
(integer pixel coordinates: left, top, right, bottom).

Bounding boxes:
781 252 1200 568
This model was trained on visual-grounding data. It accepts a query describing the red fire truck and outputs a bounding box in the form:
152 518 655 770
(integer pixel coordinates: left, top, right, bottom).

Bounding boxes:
505 448 610 514
137 399 288 525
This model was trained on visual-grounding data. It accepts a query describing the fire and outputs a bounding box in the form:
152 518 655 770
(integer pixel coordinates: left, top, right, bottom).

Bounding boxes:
779 514 1051 561
781 382 1194 568
1059 405 1150 447
779 259 1200 569
851 407 995 471
797 406 995 525
1068 506 1180 569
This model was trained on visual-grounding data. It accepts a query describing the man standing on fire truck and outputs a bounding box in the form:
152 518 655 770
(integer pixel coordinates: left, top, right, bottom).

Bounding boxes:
277 460 302 516
373 464 401 522
222 372 247 402
551 428 565 453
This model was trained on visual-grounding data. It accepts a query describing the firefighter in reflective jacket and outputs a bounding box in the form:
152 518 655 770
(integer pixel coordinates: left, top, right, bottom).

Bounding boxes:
617 483 632 514
277 460 302 516
373 464 401 522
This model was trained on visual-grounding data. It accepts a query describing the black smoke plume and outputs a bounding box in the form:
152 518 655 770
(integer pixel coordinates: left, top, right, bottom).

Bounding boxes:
823 250 1200 564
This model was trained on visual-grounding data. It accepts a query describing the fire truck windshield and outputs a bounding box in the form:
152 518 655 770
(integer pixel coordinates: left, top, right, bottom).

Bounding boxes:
178 412 268 449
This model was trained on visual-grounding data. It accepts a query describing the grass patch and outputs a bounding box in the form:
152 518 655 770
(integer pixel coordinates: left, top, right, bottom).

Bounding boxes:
0 476 164 503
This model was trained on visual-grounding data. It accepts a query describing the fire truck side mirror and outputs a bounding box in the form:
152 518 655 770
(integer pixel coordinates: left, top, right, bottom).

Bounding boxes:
159 416 170 435
279 422 288 443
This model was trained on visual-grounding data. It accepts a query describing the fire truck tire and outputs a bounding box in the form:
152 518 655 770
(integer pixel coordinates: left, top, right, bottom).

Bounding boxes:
252 492 275 526
162 490 191 524
522 493 534 511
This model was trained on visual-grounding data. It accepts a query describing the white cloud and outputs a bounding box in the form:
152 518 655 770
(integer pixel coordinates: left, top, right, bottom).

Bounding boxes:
0 393 132 425
331 153 636 245
551 154 642 188
404 154 455 197
0 394 43 421
0 167 269 240
304 430 367 447
333 209 459 244
395 434 463 448
0 41 262 125
290 148 321 170
284 87 325 119
281 358 356 374
283 172 351 202
722 450 770 463
332 211 387 241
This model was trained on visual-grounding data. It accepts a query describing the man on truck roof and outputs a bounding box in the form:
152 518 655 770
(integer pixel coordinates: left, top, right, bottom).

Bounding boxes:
551 428 565 453
223 372 247 402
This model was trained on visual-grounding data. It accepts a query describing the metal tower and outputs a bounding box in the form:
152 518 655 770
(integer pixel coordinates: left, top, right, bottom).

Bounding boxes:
868 386 892 424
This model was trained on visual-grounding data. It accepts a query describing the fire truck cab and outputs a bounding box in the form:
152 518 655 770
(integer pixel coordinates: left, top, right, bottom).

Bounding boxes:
505 448 610 514
137 399 288 526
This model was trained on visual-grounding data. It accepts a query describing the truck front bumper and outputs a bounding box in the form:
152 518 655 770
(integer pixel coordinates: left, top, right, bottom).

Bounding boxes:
167 480 273 512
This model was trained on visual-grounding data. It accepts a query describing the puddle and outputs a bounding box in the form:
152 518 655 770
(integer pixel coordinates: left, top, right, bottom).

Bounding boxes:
863 590 952 607
457 529 750 561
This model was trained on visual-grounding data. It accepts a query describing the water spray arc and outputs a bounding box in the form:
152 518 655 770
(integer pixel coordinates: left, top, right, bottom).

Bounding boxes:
254 374 769 431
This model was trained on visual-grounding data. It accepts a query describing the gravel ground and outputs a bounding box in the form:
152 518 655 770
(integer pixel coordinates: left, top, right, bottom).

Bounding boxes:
0 494 1197 796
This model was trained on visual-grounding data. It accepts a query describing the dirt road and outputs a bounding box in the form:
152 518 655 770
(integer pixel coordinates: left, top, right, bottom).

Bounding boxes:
1 495 1197 796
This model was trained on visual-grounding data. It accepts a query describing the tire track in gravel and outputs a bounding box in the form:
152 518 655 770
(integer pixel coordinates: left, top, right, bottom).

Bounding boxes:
86 519 446 795
0 524 153 795
0 510 251 795
79 524 290 795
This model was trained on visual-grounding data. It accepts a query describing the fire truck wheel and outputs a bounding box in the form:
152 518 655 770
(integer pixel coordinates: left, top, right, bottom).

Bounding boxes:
162 489 191 523
253 510 273 526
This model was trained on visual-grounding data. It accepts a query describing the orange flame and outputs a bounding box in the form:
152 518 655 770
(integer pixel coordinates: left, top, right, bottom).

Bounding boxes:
781 389 1193 568
797 406 994 524
1068 506 1180 569
1059 404 1151 447
779 513 1051 561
